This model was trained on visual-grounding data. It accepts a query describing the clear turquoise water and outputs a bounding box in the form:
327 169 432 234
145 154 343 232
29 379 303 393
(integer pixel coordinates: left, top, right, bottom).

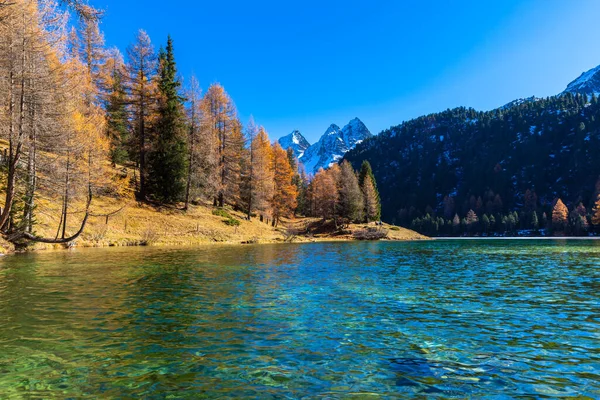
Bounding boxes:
0 240 599 398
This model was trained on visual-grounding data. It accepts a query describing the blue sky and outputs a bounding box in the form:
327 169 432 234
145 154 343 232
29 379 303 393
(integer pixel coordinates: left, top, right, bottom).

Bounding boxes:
93 0 600 143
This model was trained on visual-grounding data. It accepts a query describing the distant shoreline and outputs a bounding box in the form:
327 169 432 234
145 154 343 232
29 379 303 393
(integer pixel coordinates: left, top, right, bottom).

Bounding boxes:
433 236 600 240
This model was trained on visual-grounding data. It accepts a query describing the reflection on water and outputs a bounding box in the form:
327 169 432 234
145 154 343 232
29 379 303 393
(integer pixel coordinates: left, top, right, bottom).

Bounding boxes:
1 240 600 397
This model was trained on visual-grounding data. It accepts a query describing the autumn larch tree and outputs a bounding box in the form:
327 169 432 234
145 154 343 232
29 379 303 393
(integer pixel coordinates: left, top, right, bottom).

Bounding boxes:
312 166 339 224
271 143 297 227
125 29 156 200
183 75 202 210
338 160 364 224
223 119 246 209
552 198 569 233
240 117 258 219
359 160 381 221
592 195 600 232
251 127 274 222
202 83 238 207
0 0 108 245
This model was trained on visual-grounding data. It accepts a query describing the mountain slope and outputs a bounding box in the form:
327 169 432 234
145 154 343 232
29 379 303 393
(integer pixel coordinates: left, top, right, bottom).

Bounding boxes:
300 118 372 175
563 65 600 96
278 130 310 159
343 93 600 232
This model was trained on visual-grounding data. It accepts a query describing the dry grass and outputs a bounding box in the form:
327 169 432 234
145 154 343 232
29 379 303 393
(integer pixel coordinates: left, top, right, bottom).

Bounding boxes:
0 138 427 252
26 196 286 251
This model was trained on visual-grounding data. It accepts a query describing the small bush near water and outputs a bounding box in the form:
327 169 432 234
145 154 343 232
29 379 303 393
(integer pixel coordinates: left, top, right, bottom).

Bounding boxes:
353 227 389 241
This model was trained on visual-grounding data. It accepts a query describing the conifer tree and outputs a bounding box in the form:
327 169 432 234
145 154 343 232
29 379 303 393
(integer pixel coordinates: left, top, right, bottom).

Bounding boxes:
104 51 129 165
146 36 187 203
202 83 238 207
359 160 381 221
312 167 339 222
72 16 106 99
591 196 600 229
531 211 539 231
183 75 202 210
125 29 157 200
452 214 461 235
338 161 364 224
466 209 479 234
240 117 258 219
552 198 569 233
482 214 490 233
362 174 380 222
252 127 274 221
223 119 245 208
271 143 297 226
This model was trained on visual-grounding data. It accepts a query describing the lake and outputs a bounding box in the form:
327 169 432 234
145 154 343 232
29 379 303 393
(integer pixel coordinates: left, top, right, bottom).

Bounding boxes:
1 240 599 398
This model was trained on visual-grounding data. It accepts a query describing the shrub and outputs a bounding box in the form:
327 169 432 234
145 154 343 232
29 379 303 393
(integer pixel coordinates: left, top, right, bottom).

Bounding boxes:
140 228 160 246
353 227 389 241
224 218 240 227
212 208 231 219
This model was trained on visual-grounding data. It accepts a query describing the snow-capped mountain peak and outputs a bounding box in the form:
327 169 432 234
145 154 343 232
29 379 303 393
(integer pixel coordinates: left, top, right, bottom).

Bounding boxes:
300 118 372 176
278 130 310 159
563 64 600 96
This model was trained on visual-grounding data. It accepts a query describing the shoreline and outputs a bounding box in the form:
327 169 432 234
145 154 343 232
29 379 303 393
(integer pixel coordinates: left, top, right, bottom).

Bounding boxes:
433 236 600 240
0 235 430 256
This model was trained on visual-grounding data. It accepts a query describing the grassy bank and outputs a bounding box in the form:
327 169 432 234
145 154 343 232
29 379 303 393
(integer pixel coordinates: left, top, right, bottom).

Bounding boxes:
0 193 427 254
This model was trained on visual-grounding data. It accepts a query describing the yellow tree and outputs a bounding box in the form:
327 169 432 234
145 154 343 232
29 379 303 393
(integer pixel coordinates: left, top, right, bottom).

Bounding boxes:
552 198 569 233
184 75 202 210
591 196 600 229
252 127 274 222
271 143 297 226
202 83 238 207
312 167 339 222
362 174 380 222
338 160 364 224
0 0 108 245
223 119 246 208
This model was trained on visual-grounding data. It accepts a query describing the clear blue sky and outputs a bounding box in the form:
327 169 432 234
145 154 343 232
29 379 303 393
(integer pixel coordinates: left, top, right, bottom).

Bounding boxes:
93 0 600 143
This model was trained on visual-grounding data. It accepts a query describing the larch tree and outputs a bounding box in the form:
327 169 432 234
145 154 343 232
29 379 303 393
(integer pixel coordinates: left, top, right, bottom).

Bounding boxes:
240 117 258 219
592 195 600 229
223 119 245 208
71 14 106 100
251 127 274 222
271 143 297 226
125 29 156 200
146 36 187 203
0 0 107 245
338 160 364 224
362 173 380 222
465 209 479 234
183 75 202 210
552 198 569 232
202 83 238 207
358 160 381 221
312 167 339 223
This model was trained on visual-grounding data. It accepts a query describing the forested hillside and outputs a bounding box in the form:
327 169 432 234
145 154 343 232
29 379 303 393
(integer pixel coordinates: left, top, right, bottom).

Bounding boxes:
344 93 600 236
0 0 386 249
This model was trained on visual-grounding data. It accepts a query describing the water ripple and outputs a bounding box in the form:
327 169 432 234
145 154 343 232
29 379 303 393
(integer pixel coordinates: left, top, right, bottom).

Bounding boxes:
0 240 599 398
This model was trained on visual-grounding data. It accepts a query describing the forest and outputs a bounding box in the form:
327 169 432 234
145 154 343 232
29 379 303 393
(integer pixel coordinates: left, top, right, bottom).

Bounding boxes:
345 93 600 236
0 0 382 248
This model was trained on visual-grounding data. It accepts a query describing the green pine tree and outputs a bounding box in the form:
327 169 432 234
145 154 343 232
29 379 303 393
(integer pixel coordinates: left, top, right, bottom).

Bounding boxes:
147 36 187 203
105 64 129 165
